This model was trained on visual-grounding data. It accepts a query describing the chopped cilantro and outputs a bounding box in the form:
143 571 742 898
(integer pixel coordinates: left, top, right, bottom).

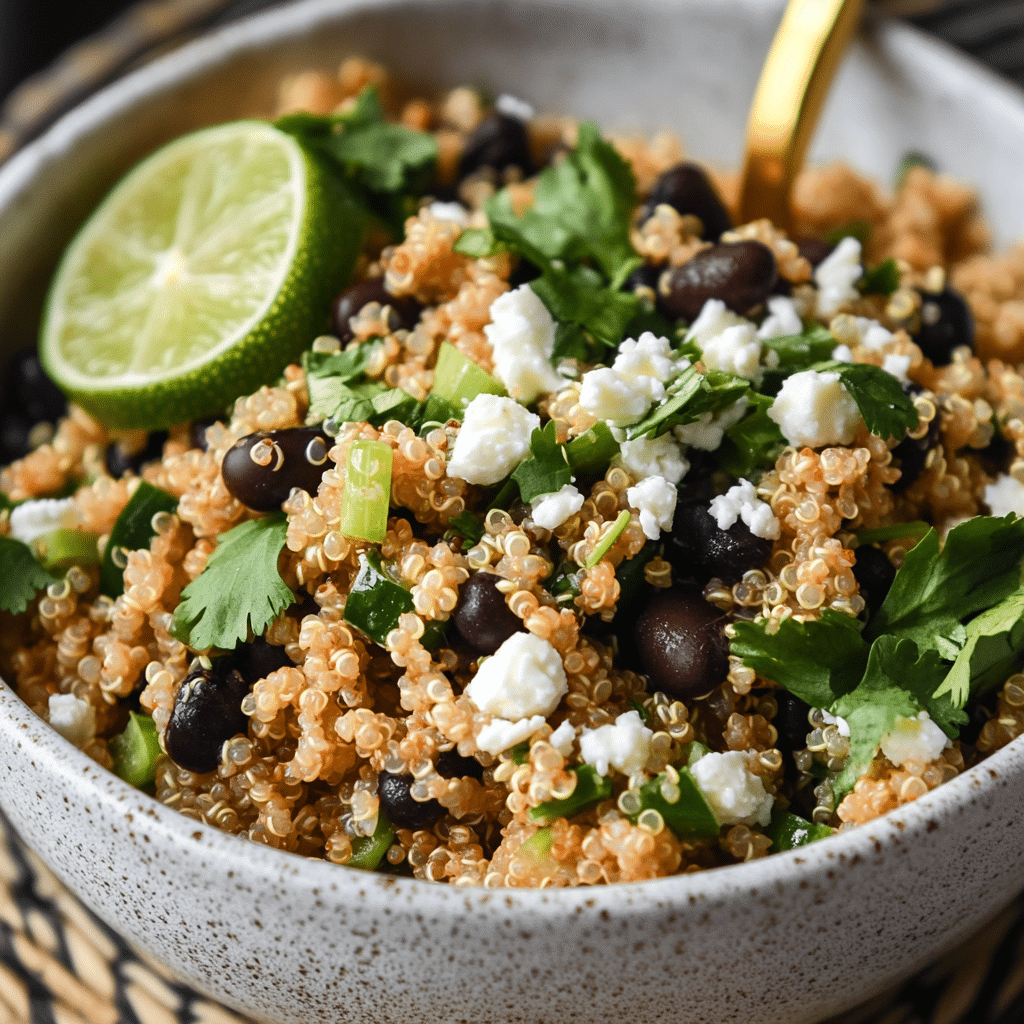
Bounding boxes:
0 536 58 614
857 258 901 297
760 324 837 393
448 510 484 546
585 510 631 569
169 515 295 651
511 422 573 503
565 421 619 479
452 228 508 258
624 365 749 441
812 359 918 441
718 393 786 479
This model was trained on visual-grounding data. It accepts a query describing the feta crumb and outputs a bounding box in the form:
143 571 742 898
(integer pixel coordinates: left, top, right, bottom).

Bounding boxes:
465 632 567 721
579 710 653 777
684 298 748 346
8 497 77 546
673 397 749 452
699 323 764 383
757 295 803 340
768 369 862 448
820 710 851 737
708 478 781 540
578 366 650 426
495 93 535 121
447 395 539 485
485 284 563 403
612 332 678 395
579 332 679 427
851 316 895 351
985 474 1024 517
549 720 576 757
615 433 689 485
689 750 774 827
476 715 546 756
879 711 950 768
831 344 854 363
815 236 862 318
427 201 469 226
531 484 585 530
47 693 96 750
882 353 911 384
626 475 677 540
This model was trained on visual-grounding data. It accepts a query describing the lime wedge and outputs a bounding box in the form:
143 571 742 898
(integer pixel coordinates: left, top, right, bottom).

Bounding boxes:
40 120 362 428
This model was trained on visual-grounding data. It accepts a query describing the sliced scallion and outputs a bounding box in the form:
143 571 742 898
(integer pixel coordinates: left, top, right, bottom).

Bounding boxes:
432 341 506 413
109 712 163 789
528 764 612 823
340 440 393 543
584 509 631 569
765 808 834 851
632 769 720 840
348 811 396 870
32 529 100 573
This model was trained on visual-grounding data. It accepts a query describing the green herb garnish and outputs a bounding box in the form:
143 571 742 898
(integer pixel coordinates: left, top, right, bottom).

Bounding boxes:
100 481 178 597
766 809 834 851
529 765 613 823
624 365 749 441
511 422 573 503
857 258 901 297
348 811 396 871
812 360 919 441
0 536 58 614
631 769 720 839
110 712 163 788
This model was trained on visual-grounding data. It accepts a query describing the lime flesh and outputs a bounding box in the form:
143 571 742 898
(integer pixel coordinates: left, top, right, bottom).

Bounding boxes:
40 120 361 429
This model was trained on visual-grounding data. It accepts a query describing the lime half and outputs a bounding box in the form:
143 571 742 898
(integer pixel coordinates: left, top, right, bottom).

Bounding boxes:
40 120 361 428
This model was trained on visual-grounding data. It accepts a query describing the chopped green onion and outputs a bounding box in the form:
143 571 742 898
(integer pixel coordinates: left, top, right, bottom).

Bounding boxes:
627 698 649 724
100 481 178 597
517 826 555 863
348 811 396 870
340 440 393 543
631 769 719 840
529 764 613 823
766 808 834 851
565 421 619 478
32 529 100 573
343 549 445 650
109 712 163 789
854 521 930 545
431 342 506 412
584 509 631 569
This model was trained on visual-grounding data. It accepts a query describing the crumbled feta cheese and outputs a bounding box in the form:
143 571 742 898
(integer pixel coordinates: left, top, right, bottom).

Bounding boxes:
495 93 535 121
447 395 539 485
47 693 96 750
612 332 678 394
615 433 689 485
548 720 576 757
8 497 77 546
850 315 894 351
757 295 803 340
579 366 650 426
879 711 950 767
476 715 546 756
985 474 1024 517
820 710 851 737
831 344 854 363
673 397 749 452
465 632 567 721
699 323 764 383
579 711 653 777
626 475 677 540
684 298 748 346
768 369 862 448
689 750 774 827
708 478 781 540
427 201 469 226
531 484 585 530
485 284 563 403
815 236 862 318
882 353 911 383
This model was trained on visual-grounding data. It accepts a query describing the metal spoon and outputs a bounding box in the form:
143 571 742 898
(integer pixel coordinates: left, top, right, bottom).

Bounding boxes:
738 0 865 231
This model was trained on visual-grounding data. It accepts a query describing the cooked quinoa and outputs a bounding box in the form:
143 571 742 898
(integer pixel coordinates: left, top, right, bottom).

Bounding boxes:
2 56 1024 887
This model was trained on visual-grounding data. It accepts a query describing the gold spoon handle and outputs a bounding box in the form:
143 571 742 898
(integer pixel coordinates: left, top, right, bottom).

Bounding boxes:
738 0 865 232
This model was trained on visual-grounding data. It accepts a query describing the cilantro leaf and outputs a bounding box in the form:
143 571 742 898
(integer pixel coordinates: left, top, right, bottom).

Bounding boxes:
867 515 1024 653
623 366 749 441
169 515 295 651
0 536 58 614
811 360 918 441
718 392 786 479
303 344 376 384
511 422 573 503
761 325 836 369
730 608 870 708
932 587 1024 707
857 258 901 297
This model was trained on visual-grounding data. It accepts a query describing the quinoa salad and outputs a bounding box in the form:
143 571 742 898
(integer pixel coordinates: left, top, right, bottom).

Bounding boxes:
2 57 1024 887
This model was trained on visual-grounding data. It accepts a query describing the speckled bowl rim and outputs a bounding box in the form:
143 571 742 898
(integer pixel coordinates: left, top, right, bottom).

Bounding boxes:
1 0 1024 923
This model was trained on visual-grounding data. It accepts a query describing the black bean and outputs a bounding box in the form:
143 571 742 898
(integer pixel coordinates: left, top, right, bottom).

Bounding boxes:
507 499 532 525
639 162 732 240
508 257 541 288
658 241 777 322
796 237 835 268
914 285 974 365
451 573 524 654
164 659 250 774
959 692 998 747
435 748 484 782
221 427 332 512
622 263 661 294
458 111 533 180
889 409 941 495
105 430 169 478
232 636 291 682
7 351 66 423
665 499 774 584
774 691 812 753
377 771 444 831
189 417 218 452
852 545 897 615
634 587 729 700
331 278 422 344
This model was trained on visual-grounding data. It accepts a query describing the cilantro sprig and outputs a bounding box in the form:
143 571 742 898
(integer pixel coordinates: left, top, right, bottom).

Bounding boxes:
169 515 295 651
304 345 420 427
512 422 573 503
623 365 749 441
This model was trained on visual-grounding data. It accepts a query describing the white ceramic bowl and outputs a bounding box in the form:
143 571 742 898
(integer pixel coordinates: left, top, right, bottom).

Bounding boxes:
2 2 1024 1022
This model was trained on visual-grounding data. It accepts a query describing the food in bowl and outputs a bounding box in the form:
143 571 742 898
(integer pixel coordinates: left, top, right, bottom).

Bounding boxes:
1 56 1023 888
